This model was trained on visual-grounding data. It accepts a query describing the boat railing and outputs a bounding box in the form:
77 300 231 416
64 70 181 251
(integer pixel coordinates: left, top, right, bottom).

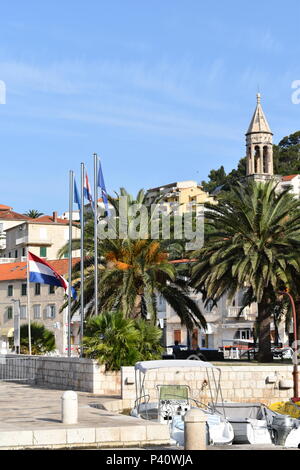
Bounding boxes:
134 393 150 410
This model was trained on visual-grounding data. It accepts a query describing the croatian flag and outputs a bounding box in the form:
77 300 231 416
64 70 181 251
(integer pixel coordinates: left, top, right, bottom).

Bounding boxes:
83 172 93 208
28 252 76 298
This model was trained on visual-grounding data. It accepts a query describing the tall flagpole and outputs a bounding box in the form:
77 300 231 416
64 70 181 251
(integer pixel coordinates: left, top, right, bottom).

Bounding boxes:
68 170 74 357
26 254 31 355
93 153 98 316
80 163 85 357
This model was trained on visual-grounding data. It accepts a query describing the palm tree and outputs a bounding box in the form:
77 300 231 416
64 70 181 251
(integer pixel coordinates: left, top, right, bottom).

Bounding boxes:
83 312 162 370
60 188 207 331
191 181 300 362
68 237 206 330
24 209 44 218
20 322 56 355
134 318 163 360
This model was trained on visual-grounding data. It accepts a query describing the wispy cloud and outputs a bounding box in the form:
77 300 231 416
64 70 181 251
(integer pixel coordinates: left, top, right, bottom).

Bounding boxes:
0 57 227 107
0 56 242 141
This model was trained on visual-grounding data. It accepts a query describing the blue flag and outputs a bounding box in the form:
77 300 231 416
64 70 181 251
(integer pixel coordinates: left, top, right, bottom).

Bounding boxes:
74 178 81 212
97 161 110 216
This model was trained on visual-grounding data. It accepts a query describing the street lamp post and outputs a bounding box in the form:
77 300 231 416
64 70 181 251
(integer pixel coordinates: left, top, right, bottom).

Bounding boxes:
11 299 20 354
278 291 299 399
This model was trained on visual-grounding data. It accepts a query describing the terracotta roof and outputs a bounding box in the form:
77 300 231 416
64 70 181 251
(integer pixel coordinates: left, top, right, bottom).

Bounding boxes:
28 215 70 224
0 204 12 211
0 258 80 281
281 174 299 181
0 210 30 221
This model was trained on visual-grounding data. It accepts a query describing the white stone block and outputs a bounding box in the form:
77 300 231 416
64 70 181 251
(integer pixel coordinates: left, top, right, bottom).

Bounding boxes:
66 428 96 444
119 425 146 442
33 429 67 446
146 424 169 441
95 427 120 442
0 431 33 448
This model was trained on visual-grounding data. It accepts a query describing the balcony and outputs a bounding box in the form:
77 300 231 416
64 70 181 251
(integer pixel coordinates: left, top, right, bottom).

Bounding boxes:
16 236 28 245
15 236 52 247
227 306 251 320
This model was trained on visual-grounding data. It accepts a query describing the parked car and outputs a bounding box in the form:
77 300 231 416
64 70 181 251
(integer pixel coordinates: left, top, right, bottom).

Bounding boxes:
240 346 294 360
272 347 293 360
163 344 224 361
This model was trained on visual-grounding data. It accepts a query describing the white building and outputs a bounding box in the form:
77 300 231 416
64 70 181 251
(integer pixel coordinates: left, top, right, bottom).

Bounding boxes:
0 205 30 252
280 174 300 197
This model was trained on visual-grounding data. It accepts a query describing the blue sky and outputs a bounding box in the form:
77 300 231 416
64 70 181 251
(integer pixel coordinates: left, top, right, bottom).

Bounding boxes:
1 1 300 215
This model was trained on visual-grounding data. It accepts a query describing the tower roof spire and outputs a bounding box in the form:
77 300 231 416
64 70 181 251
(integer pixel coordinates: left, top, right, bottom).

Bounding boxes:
246 93 272 135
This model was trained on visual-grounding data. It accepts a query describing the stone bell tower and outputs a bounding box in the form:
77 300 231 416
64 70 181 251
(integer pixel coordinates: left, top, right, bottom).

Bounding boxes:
246 93 274 182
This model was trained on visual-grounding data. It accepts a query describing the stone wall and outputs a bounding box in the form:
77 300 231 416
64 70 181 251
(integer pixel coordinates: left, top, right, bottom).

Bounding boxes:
0 355 121 395
1 355 298 405
121 364 298 406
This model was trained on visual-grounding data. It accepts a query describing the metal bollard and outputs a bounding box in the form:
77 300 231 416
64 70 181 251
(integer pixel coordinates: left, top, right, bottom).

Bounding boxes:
61 390 78 424
184 408 207 450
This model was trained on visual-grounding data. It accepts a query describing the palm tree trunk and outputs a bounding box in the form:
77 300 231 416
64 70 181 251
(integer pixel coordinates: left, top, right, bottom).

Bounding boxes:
132 294 142 319
273 315 280 347
257 301 273 362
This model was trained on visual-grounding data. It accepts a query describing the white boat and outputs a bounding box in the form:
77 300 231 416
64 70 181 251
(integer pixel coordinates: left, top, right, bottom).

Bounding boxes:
213 402 273 445
214 402 300 448
130 359 234 446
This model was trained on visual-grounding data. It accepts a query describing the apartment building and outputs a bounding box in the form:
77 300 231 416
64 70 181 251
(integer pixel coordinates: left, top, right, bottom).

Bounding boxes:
145 180 215 214
3 212 80 261
158 287 259 349
0 205 30 252
0 258 80 355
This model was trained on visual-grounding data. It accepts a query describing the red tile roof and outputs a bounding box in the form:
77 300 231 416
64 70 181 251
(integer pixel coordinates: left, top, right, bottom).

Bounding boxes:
28 215 70 224
0 204 12 211
0 210 30 221
0 258 80 281
282 174 299 181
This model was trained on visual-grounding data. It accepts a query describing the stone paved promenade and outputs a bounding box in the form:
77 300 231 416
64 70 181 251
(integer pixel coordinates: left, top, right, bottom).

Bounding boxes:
0 382 298 451
0 382 169 449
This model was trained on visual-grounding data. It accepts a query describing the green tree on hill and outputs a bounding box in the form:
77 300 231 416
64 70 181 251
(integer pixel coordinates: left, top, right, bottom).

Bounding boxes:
273 131 300 175
201 130 300 193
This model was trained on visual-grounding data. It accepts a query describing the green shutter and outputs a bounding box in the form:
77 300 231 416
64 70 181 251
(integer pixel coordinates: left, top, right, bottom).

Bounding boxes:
7 307 13 320
40 247 47 257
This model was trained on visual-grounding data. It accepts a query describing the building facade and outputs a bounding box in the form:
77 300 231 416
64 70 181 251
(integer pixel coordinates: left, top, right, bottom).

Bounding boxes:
0 205 30 252
145 180 215 214
3 212 80 261
0 259 80 355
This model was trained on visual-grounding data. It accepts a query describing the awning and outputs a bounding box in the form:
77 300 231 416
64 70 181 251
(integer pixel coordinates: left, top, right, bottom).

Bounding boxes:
135 360 216 374
0 328 14 337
